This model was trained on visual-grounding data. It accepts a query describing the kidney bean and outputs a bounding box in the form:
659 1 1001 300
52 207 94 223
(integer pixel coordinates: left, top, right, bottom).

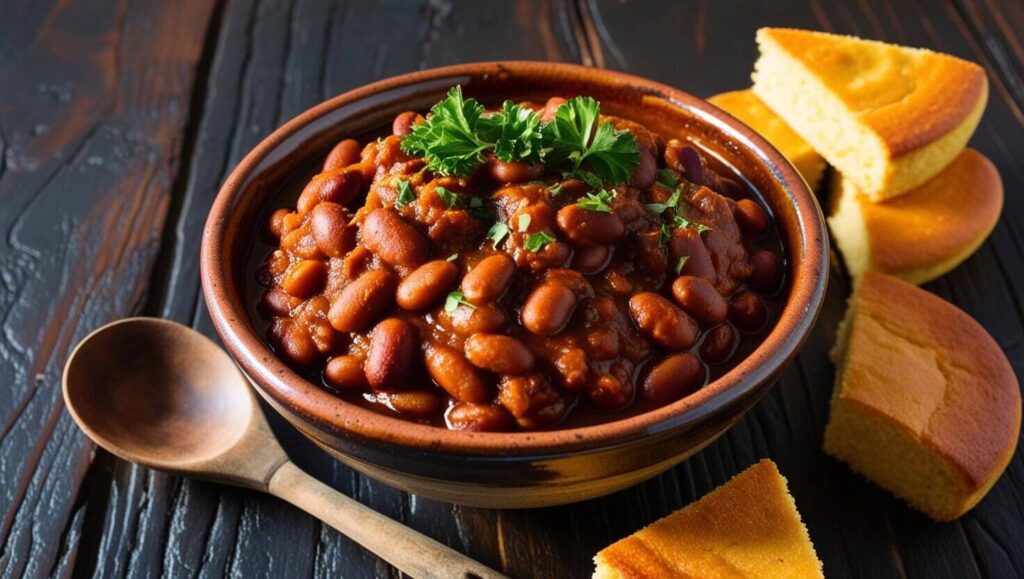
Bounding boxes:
642 353 706 405
461 254 514 305
628 292 699 350
392 111 423 136
280 212 303 237
665 140 705 185
282 260 327 299
448 302 508 335
522 282 577 335
556 204 625 245
268 319 319 367
749 249 782 294
323 139 362 172
464 333 535 374
268 208 289 238
310 202 356 258
324 355 369 390
571 244 610 274
487 155 544 184
729 290 769 332
364 318 417 390
587 365 635 409
260 287 294 317
376 391 442 419
669 228 716 281
424 344 490 403
328 269 398 332
446 403 514 432
397 260 458 310
497 373 566 427
297 169 362 215
361 208 429 267
631 146 657 189
734 199 768 235
671 275 728 326
553 348 589 391
700 324 737 364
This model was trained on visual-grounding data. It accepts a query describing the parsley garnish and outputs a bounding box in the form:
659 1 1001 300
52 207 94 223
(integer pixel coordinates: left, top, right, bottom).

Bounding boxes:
658 224 671 248
646 188 682 215
444 291 476 313
672 215 712 234
436 186 458 208
468 197 491 219
541 96 639 184
657 169 679 188
548 183 564 197
517 214 532 232
525 231 557 252
485 100 543 163
486 222 510 249
447 253 459 262
675 256 690 274
401 87 492 176
395 180 416 207
576 189 616 213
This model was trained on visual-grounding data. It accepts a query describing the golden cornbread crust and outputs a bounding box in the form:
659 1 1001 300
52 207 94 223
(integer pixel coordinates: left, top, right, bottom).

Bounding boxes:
593 460 823 579
708 89 826 190
829 148 1004 284
825 273 1021 520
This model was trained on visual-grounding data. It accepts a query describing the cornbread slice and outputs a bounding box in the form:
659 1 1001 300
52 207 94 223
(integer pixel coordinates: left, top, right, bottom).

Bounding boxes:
825 272 1021 521
593 460 823 579
752 28 988 201
829 148 1003 285
709 89 826 190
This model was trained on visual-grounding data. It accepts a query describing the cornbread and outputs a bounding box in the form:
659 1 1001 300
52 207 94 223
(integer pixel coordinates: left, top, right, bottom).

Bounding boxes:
829 148 1003 285
709 89 826 190
825 272 1021 521
752 28 988 201
593 460 823 579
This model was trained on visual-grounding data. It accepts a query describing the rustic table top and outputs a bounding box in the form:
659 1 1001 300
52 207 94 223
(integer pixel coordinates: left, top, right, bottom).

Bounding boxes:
2 1 1022 577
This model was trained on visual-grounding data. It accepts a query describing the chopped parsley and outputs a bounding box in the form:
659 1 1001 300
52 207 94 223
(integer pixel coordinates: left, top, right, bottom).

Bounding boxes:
468 197 491 219
675 255 690 274
548 182 564 197
645 188 682 215
447 253 459 262
395 179 416 207
435 186 458 208
444 291 476 313
576 189 615 213
658 224 671 248
517 214 532 232
672 214 712 234
485 100 544 164
657 168 679 189
524 231 557 252
486 222 510 249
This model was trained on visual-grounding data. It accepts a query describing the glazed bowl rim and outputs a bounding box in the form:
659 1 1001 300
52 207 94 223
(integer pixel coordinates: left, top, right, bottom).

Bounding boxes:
201 61 829 457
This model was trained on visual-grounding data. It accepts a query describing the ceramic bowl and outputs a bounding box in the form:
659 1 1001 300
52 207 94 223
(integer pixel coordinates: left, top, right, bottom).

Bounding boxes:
201 62 828 508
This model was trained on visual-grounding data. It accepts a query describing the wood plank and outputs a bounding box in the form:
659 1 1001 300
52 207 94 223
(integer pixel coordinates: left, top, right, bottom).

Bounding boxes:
0 0 217 577
582 1 1024 578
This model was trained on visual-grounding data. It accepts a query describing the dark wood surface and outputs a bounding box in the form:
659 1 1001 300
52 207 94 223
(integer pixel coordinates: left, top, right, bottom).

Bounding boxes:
1 0 1021 577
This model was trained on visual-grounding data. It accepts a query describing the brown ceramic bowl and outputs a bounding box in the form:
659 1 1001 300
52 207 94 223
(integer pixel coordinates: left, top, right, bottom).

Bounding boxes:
201 62 828 508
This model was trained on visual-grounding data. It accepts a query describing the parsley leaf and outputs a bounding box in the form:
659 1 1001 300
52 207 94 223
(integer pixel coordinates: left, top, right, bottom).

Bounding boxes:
675 255 690 274
444 291 476 313
484 100 543 163
671 215 712 234
395 179 416 207
447 253 459 262
548 182 564 197
657 168 679 188
486 222 510 249
400 86 492 176
658 224 670 248
517 214 532 232
541 96 639 184
468 197 491 219
646 188 682 215
435 186 458 208
525 231 557 252
576 189 616 213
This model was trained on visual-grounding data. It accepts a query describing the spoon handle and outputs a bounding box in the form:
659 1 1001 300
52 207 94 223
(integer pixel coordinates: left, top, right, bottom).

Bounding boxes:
268 460 506 579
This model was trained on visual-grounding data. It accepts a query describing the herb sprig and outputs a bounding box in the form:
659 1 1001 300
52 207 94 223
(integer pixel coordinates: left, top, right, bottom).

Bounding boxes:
541 96 639 184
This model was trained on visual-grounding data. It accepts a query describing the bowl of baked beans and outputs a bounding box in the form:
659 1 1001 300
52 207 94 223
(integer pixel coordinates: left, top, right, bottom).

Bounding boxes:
201 62 828 507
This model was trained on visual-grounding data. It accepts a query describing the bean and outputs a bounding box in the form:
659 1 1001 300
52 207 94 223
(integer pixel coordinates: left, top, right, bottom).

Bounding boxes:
669 228 716 281
556 204 625 245
729 290 769 332
464 333 535 374
587 365 635 409
665 140 705 185
700 324 737 364
365 318 418 390
642 353 706 405
392 111 422 136
631 146 657 189
540 97 566 122
341 244 373 280
268 208 289 238
522 282 577 336
424 344 489 403
268 319 319 367
323 139 362 172
571 244 610 274
461 254 514 305
310 202 356 258
497 373 564 424
397 260 458 310
324 355 369 390
361 208 429 267
446 403 514 432
280 212 303 237
297 169 362 215
734 199 768 235
328 269 398 332
487 157 543 184
448 302 508 335
628 292 699 350
749 249 782 294
282 260 327 299
671 275 728 326
376 391 441 419
260 287 293 317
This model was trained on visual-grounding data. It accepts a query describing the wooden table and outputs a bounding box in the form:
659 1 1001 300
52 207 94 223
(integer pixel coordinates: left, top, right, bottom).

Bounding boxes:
2 1 1022 577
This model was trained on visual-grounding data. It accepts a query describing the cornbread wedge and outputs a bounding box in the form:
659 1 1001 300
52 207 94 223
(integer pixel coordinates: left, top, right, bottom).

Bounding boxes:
752 28 988 201
709 89 826 190
593 460 823 579
825 272 1021 521
829 148 1003 285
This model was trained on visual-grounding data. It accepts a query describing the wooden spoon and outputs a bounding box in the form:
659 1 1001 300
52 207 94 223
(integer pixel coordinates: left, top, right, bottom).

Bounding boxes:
62 317 505 579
